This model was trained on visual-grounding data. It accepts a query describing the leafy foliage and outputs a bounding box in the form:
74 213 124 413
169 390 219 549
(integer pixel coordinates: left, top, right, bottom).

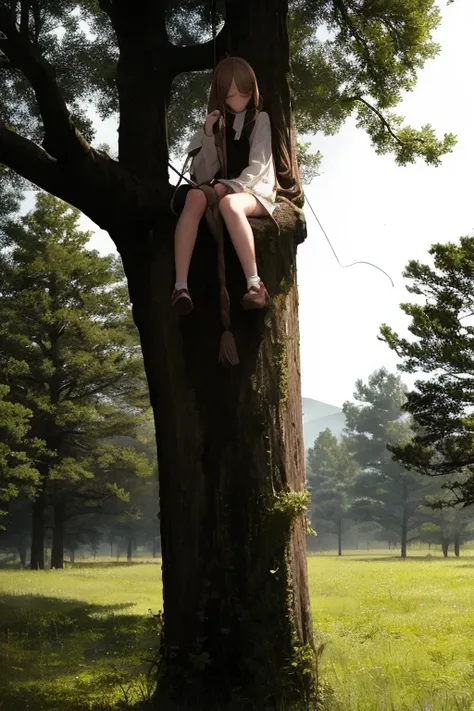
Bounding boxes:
381 236 474 506
289 0 456 165
343 368 429 553
306 428 359 552
0 0 455 169
0 193 150 530
0 385 40 527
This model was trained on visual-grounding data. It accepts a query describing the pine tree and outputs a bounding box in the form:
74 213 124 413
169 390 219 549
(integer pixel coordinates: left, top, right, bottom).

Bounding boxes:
381 236 474 507
307 429 359 555
344 369 430 558
0 193 149 568
0 385 40 529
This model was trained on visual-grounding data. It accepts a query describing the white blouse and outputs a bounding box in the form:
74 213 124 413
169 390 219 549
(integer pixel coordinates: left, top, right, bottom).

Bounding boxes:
186 110 277 215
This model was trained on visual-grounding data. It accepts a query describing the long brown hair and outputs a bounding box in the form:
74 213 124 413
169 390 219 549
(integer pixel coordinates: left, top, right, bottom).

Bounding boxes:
207 57 260 121
208 57 302 204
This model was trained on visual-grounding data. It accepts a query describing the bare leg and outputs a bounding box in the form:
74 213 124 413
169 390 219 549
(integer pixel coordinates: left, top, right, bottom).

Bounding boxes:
218 192 266 279
174 188 208 283
214 183 228 200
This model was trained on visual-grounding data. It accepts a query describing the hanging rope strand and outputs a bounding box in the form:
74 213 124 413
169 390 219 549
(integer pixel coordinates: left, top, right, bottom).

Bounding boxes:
305 195 395 288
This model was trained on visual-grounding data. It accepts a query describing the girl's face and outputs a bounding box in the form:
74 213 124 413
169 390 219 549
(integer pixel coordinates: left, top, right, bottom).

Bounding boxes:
225 78 252 114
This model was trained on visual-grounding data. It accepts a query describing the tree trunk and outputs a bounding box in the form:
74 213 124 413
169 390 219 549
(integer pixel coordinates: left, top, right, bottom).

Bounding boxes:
111 1 315 708
454 533 461 557
442 541 449 558
401 483 408 559
30 482 46 570
153 536 159 558
337 515 342 557
50 503 65 569
127 536 134 562
123 199 313 708
17 540 28 568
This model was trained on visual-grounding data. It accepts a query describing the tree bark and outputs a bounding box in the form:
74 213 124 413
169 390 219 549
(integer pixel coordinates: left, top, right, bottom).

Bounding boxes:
454 533 461 557
400 482 408 559
109 4 315 706
337 514 343 557
51 503 65 569
30 481 46 570
123 203 313 708
17 539 28 568
442 541 449 558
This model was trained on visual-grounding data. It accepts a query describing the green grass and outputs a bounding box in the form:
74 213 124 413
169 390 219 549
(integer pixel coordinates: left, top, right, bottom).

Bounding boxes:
0 561 163 710
310 550 474 711
1 551 473 710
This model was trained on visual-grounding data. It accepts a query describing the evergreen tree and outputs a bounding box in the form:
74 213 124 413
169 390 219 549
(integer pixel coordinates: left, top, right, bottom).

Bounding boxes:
381 236 474 507
0 193 149 569
0 385 40 528
344 369 429 558
307 428 359 555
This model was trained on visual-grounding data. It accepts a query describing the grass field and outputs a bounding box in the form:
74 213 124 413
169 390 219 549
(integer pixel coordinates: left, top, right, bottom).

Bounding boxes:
310 551 474 710
0 551 473 710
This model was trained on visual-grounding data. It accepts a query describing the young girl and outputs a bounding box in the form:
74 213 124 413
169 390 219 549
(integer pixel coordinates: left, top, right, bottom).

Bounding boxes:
172 57 276 315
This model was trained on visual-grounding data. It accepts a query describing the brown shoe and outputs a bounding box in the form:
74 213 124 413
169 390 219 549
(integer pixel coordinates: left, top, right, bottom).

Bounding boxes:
240 280 269 310
172 288 194 315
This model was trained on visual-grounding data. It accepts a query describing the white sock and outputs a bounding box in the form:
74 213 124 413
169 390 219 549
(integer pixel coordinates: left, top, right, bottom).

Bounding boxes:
247 274 260 290
175 281 188 291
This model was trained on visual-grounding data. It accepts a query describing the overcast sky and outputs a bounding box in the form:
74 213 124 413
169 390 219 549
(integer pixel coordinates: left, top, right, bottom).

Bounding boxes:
83 0 473 408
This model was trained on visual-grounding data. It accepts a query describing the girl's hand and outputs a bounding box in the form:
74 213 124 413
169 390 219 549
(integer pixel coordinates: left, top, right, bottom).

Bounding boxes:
204 110 221 137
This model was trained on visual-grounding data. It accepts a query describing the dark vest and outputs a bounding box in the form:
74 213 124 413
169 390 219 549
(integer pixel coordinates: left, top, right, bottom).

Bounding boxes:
218 110 256 180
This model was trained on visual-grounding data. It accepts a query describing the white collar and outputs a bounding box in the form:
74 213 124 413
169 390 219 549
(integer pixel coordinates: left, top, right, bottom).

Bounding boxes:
232 110 246 140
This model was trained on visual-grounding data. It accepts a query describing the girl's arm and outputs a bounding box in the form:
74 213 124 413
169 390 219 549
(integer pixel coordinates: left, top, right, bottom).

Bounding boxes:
186 130 220 184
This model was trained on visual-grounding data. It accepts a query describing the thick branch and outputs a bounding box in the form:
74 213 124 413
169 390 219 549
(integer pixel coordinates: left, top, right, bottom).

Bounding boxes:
0 120 65 195
20 0 31 38
0 120 170 237
112 1 170 181
0 54 13 68
168 26 227 78
0 5 87 160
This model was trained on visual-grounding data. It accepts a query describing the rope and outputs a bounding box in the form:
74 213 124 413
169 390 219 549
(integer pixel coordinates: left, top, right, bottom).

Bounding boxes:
199 184 239 367
169 0 218 213
305 195 395 288
168 160 196 188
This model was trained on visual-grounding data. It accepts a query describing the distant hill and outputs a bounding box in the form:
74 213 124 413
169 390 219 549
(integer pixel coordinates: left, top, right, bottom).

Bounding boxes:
302 397 346 450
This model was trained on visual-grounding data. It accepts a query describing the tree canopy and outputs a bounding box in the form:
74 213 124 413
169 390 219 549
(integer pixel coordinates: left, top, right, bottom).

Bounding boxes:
0 0 456 219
